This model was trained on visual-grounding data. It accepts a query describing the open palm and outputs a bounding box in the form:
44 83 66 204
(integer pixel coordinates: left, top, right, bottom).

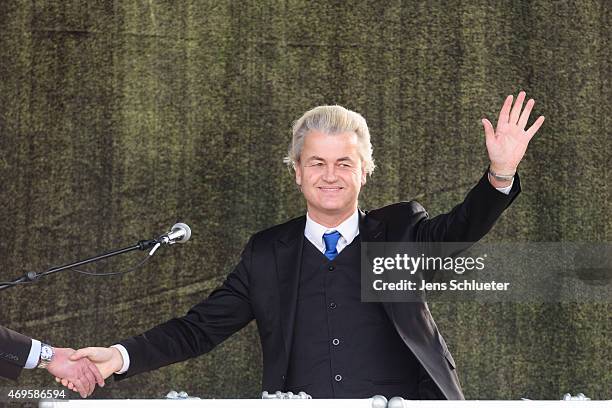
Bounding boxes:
482 91 545 174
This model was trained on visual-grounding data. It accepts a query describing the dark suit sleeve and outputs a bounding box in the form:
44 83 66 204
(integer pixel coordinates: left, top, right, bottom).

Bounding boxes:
0 326 33 381
115 236 256 380
414 170 521 243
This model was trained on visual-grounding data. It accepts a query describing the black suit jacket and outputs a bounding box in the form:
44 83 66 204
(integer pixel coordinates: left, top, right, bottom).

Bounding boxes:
117 172 520 399
0 326 33 380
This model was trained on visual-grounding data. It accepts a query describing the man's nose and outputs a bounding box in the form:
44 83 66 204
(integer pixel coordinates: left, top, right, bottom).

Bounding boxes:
322 164 338 182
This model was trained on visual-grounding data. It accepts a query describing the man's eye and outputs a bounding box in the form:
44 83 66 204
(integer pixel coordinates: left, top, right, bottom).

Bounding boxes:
339 163 351 168
311 162 324 167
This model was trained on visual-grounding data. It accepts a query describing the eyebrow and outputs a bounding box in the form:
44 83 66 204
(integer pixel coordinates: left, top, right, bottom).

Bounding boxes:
336 157 354 162
305 156 355 163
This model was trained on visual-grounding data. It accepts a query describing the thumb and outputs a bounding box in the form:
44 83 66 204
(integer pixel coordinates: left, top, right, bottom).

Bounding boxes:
70 348 95 361
482 118 495 141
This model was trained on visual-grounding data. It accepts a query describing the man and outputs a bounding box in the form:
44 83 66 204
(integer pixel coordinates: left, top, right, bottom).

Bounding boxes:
68 91 544 399
0 325 104 397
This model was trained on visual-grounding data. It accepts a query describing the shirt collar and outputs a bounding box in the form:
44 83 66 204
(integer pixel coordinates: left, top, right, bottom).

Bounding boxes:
304 209 360 253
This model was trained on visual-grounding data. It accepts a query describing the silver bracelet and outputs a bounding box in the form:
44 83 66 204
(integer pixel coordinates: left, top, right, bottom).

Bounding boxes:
488 167 515 182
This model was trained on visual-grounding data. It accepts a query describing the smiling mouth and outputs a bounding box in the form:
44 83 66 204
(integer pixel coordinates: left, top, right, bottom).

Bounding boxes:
318 187 343 192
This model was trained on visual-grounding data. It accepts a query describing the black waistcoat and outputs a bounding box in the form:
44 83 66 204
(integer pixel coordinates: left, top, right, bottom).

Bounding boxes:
285 236 420 399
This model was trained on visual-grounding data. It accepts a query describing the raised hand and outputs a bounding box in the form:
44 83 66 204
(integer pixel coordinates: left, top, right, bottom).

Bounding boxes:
482 91 545 180
46 347 104 398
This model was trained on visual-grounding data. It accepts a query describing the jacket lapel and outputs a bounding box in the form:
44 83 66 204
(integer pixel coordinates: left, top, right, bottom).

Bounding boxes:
359 209 386 270
359 209 385 243
359 210 397 318
275 216 306 367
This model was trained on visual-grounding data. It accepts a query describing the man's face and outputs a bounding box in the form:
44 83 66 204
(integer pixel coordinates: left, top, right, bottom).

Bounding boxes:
295 130 367 224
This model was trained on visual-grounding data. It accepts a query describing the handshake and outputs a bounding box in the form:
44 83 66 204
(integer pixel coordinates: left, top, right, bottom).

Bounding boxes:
50 346 123 398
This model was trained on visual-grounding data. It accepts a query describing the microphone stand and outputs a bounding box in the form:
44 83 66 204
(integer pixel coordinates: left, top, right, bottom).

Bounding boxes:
0 239 158 292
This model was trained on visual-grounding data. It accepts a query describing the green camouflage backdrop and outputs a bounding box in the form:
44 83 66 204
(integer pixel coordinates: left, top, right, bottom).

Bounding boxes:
0 0 609 400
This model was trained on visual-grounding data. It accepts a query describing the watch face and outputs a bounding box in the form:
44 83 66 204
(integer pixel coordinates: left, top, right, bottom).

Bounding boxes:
41 345 53 361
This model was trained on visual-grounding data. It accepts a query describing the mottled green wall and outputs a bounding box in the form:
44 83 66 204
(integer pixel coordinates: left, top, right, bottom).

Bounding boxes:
0 0 609 400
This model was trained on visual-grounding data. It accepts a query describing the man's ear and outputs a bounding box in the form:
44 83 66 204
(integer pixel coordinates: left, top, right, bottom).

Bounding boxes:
361 167 367 186
294 163 302 186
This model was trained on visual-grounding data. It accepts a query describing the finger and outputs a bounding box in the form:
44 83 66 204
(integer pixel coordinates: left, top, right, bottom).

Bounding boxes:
71 378 88 399
525 116 545 139
509 91 526 124
85 357 105 387
70 348 94 361
77 368 93 397
517 98 535 130
497 94 513 126
482 118 495 141
63 378 75 391
81 365 97 396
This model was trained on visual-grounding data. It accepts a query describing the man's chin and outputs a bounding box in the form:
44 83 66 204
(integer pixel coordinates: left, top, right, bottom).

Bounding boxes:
311 204 354 216
316 202 345 211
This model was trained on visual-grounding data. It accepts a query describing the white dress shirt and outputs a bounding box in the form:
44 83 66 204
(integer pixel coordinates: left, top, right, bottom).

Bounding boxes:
304 210 360 255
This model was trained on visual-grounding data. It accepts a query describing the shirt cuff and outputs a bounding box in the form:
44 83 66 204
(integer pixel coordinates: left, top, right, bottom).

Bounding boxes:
496 180 513 195
24 339 41 369
110 344 130 374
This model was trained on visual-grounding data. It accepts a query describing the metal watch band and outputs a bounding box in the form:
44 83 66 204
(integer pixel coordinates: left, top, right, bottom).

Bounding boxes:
37 343 54 369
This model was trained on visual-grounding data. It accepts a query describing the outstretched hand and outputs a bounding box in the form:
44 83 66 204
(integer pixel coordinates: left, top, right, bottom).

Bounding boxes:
46 347 104 398
482 91 545 176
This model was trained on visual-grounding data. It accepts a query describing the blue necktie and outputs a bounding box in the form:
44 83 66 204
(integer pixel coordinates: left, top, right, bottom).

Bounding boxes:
323 231 341 261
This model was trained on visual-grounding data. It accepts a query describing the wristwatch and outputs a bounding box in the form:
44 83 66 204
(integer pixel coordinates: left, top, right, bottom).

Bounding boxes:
37 343 54 369
488 167 515 182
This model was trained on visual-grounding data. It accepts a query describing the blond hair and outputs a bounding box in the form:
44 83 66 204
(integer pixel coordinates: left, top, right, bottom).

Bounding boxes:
284 105 376 176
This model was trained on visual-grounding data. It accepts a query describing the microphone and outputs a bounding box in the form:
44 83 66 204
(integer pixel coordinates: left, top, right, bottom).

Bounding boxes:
157 223 192 245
